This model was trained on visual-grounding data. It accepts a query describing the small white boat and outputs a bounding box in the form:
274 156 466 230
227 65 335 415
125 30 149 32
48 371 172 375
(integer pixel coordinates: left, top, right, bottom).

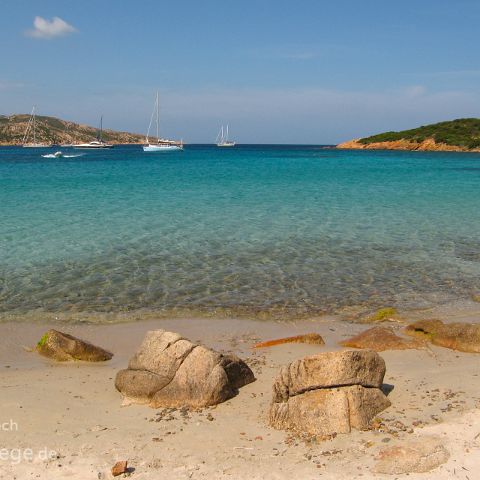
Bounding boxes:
74 116 113 149
42 151 85 159
143 92 183 152
216 125 235 147
41 151 64 158
143 143 183 152
74 140 113 149
22 106 50 148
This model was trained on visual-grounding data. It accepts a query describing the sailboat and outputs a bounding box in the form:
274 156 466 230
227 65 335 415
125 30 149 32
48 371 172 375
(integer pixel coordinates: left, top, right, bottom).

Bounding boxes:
216 125 235 147
73 116 113 149
22 106 50 148
143 92 183 152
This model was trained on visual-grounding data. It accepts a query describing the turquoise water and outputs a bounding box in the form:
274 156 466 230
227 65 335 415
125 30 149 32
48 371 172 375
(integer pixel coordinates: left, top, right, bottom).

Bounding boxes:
1 145 480 319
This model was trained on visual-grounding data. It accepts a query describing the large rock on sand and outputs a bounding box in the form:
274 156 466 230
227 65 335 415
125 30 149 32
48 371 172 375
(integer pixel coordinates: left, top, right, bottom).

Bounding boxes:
272 350 386 402
269 350 390 436
340 326 421 352
36 329 113 362
375 438 450 474
115 330 255 408
405 319 480 353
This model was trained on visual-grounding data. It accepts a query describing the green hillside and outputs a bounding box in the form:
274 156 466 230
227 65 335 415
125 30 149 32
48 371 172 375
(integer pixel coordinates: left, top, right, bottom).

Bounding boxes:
0 114 144 145
359 118 480 149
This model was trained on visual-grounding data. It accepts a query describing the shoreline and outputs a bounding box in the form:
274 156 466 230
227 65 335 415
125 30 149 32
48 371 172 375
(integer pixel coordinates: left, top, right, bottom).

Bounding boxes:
336 138 480 153
1 310 480 478
2 294 480 325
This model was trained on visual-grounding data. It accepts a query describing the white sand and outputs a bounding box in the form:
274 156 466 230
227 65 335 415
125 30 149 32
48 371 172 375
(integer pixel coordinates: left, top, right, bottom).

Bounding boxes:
1 313 479 479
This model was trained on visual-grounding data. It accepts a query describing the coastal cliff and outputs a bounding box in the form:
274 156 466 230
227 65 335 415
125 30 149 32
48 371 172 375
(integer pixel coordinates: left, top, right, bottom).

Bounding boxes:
337 118 480 152
0 114 145 145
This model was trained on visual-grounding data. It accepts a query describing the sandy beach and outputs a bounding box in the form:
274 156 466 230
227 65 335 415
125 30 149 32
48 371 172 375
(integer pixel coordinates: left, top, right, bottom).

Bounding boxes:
1 303 480 479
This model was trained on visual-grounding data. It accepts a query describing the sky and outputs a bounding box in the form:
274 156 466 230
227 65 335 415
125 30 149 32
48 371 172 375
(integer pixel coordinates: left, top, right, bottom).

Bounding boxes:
1 0 480 143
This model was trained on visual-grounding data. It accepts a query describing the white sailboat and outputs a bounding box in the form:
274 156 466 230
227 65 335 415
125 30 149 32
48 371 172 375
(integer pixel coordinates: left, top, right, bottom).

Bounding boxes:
22 106 50 148
73 116 113 149
216 124 235 147
143 92 183 152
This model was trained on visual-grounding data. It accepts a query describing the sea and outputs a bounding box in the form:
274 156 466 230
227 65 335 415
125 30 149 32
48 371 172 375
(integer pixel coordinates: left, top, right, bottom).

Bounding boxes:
1 144 480 322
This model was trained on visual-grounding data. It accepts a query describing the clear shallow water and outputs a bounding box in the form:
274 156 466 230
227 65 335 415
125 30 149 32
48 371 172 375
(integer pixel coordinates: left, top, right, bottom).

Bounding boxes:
1 145 480 320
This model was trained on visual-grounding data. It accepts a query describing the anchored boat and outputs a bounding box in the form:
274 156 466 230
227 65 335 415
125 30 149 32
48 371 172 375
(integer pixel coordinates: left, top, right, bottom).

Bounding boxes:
22 106 50 148
73 116 113 149
143 92 183 152
216 125 235 147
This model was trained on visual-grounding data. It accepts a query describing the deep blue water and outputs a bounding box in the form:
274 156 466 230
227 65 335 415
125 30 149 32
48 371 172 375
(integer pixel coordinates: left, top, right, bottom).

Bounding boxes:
1 144 480 319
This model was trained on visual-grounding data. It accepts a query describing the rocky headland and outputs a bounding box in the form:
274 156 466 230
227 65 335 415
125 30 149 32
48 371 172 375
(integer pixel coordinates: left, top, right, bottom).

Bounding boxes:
337 118 480 152
0 114 145 145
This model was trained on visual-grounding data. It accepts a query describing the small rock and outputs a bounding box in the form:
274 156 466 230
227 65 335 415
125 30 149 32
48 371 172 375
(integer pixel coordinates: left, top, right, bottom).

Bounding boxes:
340 327 421 352
361 307 397 323
111 460 128 477
375 439 449 474
253 333 324 348
36 330 113 362
405 319 480 353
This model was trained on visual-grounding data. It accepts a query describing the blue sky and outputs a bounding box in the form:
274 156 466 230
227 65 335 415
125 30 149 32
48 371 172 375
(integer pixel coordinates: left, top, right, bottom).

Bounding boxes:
1 0 480 143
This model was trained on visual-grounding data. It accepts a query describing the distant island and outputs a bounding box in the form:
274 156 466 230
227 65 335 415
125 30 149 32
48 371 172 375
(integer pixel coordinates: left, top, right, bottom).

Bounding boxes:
0 114 145 146
337 118 480 152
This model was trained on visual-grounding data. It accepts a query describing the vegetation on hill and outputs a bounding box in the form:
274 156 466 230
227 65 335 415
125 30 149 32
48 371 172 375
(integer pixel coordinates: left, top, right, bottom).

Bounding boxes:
0 114 145 145
358 118 480 150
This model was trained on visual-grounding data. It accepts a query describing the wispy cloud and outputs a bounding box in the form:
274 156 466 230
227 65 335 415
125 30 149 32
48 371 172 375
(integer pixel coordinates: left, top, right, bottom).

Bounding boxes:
279 51 318 60
0 80 26 90
247 44 333 61
410 69 480 79
26 16 77 39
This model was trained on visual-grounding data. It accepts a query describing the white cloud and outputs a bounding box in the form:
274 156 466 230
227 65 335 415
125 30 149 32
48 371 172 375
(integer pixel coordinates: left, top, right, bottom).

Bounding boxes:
26 16 77 39
404 85 427 98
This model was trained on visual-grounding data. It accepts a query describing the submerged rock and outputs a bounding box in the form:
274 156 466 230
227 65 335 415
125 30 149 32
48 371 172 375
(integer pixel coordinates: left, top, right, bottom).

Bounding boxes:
36 329 113 362
253 333 324 348
340 326 421 352
375 438 450 474
269 350 390 436
115 330 255 408
361 307 398 323
405 319 480 353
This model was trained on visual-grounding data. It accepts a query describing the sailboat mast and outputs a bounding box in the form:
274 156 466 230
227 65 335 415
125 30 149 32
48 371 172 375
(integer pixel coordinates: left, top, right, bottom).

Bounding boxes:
156 92 159 142
33 106 36 145
226 124 229 142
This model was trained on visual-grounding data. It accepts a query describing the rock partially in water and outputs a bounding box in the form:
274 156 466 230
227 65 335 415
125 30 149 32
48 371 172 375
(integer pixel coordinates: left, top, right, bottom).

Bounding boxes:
253 333 324 348
405 319 480 353
375 438 450 474
269 350 390 436
115 330 255 408
360 307 398 323
340 326 421 352
36 329 113 362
